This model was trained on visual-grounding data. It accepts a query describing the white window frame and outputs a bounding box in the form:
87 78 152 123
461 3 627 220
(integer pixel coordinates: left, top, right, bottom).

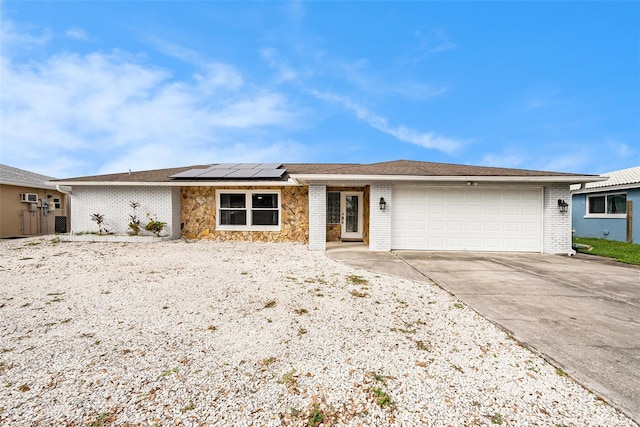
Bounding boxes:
585 192 627 219
216 189 281 231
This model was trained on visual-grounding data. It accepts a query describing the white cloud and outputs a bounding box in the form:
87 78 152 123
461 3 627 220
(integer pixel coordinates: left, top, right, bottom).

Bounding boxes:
309 90 461 153
605 137 635 158
65 28 89 41
286 0 306 22
407 28 456 64
0 20 51 48
260 48 299 83
0 27 299 177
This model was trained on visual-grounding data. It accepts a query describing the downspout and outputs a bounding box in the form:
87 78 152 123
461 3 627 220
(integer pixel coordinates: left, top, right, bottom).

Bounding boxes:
56 185 73 234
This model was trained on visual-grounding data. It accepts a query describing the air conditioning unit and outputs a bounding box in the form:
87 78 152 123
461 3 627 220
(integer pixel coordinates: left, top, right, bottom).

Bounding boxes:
20 193 39 203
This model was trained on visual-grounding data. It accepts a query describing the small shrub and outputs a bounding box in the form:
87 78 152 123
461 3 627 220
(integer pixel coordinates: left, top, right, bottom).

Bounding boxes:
371 387 393 408
279 368 299 392
347 274 368 285
416 340 431 351
350 289 368 298
128 201 142 235
90 213 108 235
308 403 324 426
261 357 277 367
145 213 167 237
180 402 195 413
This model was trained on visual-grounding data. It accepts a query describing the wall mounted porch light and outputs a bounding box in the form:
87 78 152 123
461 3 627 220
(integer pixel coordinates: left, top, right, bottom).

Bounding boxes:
558 199 569 213
379 197 387 210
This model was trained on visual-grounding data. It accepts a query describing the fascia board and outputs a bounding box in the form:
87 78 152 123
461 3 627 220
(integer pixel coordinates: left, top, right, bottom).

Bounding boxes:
2 180 59 190
572 183 640 195
288 174 607 184
48 180 300 187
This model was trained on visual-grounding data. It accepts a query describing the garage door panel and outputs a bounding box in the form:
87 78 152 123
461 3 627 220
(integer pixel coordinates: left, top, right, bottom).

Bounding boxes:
429 221 445 231
503 222 521 232
409 220 426 230
448 221 464 231
391 186 542 252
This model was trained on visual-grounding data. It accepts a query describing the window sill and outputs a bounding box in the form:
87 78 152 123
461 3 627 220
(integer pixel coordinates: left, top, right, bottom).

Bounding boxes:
583 214 627 219
216 225 281 232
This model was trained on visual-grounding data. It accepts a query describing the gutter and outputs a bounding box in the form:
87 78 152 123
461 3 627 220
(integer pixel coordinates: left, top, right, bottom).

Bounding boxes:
48 180 302 187
288 174 608 185
56 184 72 195
571 182 640 195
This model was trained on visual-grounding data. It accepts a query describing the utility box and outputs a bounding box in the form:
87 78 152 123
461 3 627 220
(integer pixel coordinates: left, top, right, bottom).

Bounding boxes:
55 216 67 233
27 203 37 212
20 193 39 203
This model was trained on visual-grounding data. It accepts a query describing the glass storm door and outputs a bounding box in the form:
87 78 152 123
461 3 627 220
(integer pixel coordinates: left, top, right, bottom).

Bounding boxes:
341 192 364 240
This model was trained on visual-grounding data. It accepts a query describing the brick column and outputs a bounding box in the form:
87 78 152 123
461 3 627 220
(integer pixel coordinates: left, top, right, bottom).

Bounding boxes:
543 183 573 255
308 184 327 251
369 182 392 251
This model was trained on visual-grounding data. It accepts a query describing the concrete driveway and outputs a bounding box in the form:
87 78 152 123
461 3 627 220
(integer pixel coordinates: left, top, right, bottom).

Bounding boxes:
327 244 640 423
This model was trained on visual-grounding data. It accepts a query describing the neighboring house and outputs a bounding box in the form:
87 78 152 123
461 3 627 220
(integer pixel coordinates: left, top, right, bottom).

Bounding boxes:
0 164 71 238
51 160 603 254
571 165 640 243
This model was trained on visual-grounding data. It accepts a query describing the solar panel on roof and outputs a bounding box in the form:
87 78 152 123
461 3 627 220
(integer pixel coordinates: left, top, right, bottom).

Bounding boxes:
169 169 209 178
197 169 236 178
258 163 283 170
252 169 286 179
170 164 287 180
210 163 240 169
224 169 260 179
235 163 262 169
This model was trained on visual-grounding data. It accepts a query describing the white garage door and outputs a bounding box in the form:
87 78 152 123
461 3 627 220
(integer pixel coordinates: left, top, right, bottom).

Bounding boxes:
391 186 542 252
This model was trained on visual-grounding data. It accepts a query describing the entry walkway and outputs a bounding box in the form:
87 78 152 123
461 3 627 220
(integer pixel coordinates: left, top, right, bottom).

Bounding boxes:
326 242 640 423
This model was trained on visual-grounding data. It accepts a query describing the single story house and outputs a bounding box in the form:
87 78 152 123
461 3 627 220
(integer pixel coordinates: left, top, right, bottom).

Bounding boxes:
0 164 71 238
51 160 603 254
571 165 640 243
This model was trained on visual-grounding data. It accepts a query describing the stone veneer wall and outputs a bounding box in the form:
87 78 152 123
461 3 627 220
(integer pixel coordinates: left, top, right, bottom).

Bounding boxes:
181 186 309 243
325 186 369 243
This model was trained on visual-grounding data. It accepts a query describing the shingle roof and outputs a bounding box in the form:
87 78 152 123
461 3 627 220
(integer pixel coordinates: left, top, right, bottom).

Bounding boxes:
0 164 59 190
51 160 599 184
581 165 640 190
285 160 582 177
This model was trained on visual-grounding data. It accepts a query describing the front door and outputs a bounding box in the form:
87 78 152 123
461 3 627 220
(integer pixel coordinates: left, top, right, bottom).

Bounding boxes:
341 192 364 240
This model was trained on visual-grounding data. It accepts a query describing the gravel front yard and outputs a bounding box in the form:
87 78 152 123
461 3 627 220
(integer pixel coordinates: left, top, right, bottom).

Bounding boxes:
0 238 634 426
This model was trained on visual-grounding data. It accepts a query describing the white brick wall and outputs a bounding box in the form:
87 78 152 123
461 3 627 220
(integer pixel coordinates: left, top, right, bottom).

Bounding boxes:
70 186 180 238
543 183 573 255
170 187 181 238
308 184 326 251
369 182 392 251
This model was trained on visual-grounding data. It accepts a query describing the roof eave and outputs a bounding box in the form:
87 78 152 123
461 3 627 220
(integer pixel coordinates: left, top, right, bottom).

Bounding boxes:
289 174 606 184
572 182 640 194
49 180 300 187
3 180 60 190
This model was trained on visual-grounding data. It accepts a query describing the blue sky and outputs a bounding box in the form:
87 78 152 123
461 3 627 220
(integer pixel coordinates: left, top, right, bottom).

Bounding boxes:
1 1 638 178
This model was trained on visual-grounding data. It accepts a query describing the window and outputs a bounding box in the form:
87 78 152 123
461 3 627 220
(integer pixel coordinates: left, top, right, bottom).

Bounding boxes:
327 192 340 224
217 190 280 230
52 197 62 210
251 193 279 226
587 193 626 216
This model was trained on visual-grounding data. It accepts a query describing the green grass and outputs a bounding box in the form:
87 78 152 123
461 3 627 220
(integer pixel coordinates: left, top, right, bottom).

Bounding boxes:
573 237 640 265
